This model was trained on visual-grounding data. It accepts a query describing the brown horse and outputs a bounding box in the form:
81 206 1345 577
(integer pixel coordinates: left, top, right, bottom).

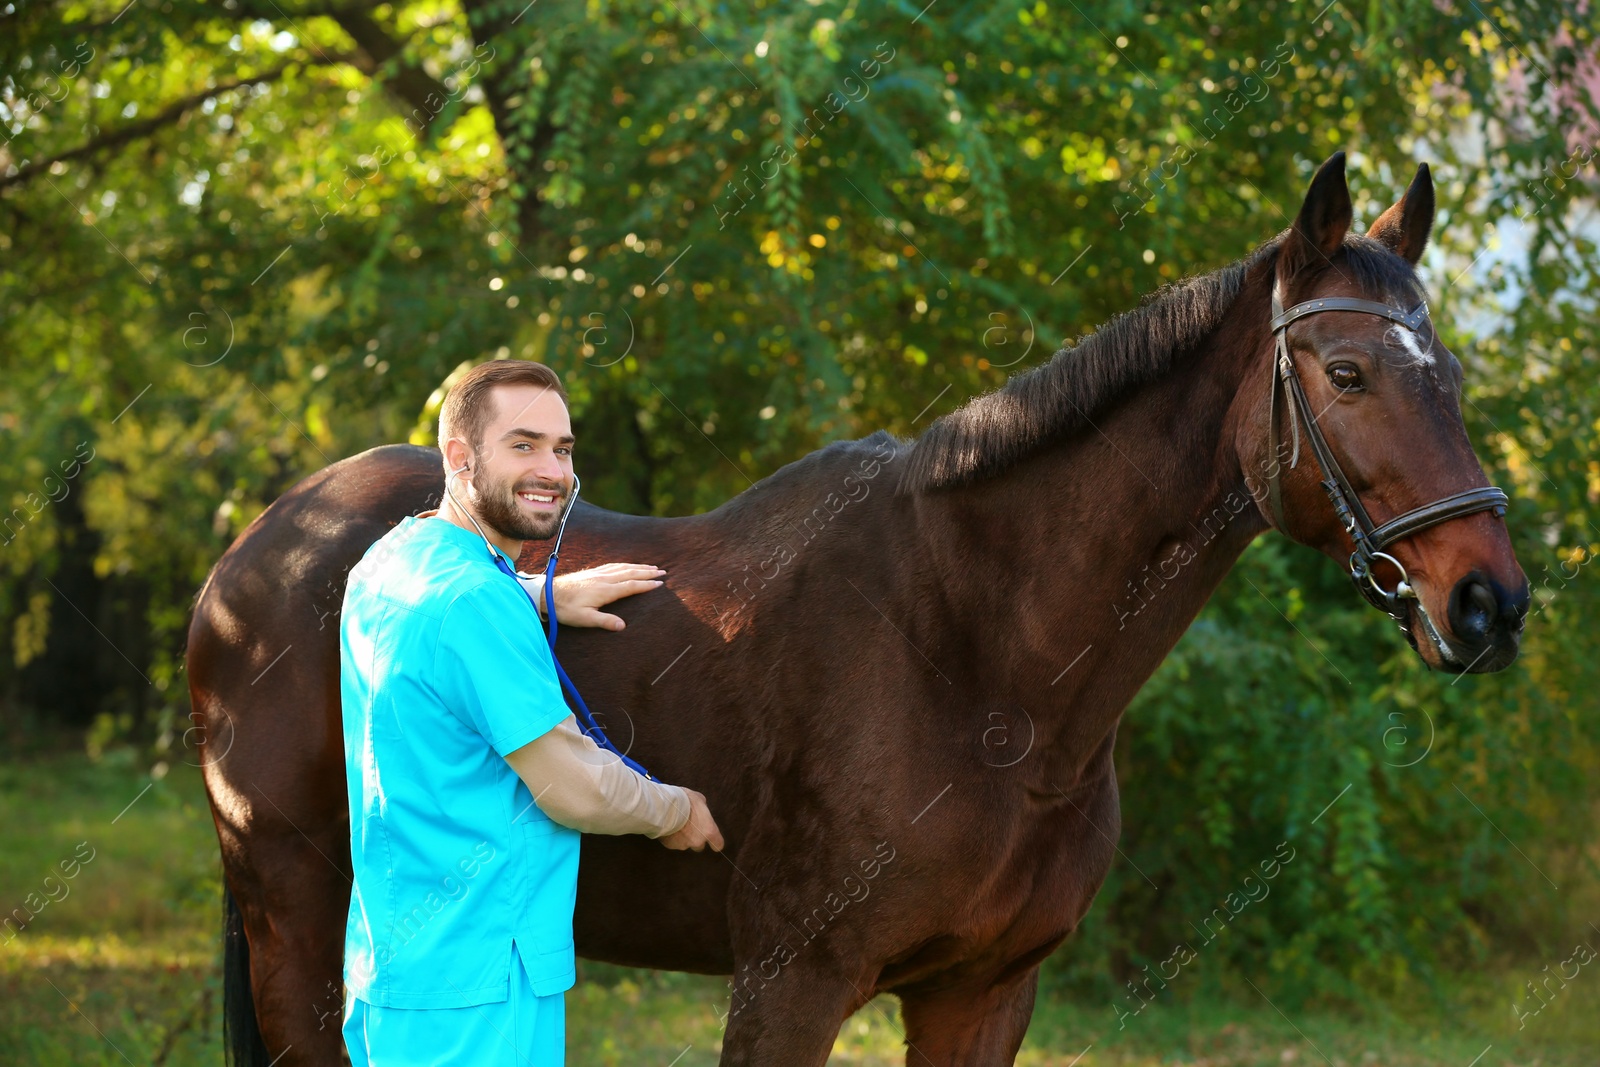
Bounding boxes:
188 153 1527 1066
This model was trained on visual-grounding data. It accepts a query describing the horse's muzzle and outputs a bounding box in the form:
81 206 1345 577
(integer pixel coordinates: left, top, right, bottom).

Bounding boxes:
1442 571 1529 673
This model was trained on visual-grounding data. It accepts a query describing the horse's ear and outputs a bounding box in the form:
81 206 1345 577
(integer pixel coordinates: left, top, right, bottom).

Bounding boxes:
1367 162 1435 264
1281 151 1352 277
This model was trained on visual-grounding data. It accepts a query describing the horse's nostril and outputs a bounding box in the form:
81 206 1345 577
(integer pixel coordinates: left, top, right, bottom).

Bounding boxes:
1448 578 1498 644
1504 581 1531 631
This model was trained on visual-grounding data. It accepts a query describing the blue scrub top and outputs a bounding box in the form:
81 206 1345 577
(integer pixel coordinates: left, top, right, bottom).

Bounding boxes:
340 514 581 1009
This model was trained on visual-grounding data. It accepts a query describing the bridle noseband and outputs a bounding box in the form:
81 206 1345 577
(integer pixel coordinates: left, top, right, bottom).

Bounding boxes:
1263 289 1509 626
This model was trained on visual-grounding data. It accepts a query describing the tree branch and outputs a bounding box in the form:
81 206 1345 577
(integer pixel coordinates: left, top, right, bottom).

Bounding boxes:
324 8 454 136
227 0 455 134
0 59 348 191
454 0 552 245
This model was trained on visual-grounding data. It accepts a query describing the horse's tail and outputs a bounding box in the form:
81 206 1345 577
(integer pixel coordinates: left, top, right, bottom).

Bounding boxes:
223 884 272 1067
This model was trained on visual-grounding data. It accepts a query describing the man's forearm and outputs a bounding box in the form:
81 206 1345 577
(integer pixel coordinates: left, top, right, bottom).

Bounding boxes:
505 715 690 838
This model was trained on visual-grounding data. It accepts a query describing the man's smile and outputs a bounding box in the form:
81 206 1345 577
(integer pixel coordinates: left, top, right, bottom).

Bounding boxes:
516 486 563 511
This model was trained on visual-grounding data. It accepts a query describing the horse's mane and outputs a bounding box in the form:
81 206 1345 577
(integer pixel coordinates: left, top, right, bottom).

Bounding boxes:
895 233 1423 494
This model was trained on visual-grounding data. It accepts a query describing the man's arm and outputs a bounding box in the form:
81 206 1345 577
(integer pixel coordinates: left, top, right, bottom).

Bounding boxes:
518 562 665 630
504 716 724 850
436 575 719 849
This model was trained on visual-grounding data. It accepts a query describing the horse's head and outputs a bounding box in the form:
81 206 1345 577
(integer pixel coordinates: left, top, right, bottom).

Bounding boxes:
1248 151 1528 673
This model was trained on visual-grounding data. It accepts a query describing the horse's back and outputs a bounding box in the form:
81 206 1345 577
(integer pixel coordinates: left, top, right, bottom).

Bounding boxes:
189 445 444 846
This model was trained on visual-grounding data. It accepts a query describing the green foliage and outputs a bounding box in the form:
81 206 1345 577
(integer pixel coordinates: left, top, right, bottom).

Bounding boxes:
1072 534 1597 1008
2 0 1597 1001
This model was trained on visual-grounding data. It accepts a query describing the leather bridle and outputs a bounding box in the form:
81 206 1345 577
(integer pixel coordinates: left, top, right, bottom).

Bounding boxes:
1263 289 1509 627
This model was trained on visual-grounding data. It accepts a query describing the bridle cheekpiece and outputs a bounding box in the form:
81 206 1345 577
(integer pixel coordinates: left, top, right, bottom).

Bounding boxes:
1263 286 1509 627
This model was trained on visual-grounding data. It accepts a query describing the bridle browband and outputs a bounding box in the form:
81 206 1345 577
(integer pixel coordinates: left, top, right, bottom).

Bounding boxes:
1263 289 1509 626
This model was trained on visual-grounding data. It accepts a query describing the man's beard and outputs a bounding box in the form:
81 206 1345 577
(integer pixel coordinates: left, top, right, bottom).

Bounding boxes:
471 468 566 543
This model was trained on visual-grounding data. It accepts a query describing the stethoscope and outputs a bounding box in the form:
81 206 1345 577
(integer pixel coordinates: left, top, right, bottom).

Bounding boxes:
445 462 655 780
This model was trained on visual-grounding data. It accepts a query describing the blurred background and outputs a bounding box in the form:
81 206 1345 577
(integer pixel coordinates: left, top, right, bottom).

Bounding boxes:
1 0 1596 1063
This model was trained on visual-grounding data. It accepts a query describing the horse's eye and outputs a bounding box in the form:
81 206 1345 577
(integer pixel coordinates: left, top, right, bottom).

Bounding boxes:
1328 364 1363 391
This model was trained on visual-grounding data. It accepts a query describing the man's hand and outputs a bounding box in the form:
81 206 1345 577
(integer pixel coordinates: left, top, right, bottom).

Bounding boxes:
528 563 666 630
659 789 724 852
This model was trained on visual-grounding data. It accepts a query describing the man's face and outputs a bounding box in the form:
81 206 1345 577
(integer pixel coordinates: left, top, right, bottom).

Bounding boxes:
464 384 574 543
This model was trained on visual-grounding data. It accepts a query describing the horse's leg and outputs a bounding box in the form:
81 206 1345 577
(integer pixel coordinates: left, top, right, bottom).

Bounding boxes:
896 967 1040 1067
218 811 352 1066
715 876 877 1066
219 818 352 1066
716 953 870 1067
204 679 350 1066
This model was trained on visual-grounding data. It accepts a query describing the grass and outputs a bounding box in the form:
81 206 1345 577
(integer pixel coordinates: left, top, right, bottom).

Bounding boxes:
1 748 1595 1065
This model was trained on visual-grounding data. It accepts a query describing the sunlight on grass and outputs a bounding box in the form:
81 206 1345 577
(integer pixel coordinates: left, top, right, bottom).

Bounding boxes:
1 750 1595 1066
0 932 214 974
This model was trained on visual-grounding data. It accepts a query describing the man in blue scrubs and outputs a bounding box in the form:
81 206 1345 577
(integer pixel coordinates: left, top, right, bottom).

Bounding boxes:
340 359 722 1065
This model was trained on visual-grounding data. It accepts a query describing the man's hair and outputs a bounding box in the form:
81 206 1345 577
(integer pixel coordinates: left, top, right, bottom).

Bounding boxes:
438 359 568 460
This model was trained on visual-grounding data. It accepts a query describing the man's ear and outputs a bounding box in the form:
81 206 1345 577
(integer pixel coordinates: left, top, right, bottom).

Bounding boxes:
442 437 471 479
1281 151 1353 279
1367 162 1435 265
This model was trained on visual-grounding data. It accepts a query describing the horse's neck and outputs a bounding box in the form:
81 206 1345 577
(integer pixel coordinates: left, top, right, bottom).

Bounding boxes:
910 307 1271 784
